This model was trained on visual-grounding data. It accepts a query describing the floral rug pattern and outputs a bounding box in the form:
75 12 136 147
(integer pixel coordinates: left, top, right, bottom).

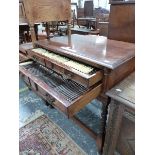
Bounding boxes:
19 115 86 155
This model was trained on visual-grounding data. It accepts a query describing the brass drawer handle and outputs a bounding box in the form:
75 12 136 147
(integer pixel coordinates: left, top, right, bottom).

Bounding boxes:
63 70 74 80
67 73 73 79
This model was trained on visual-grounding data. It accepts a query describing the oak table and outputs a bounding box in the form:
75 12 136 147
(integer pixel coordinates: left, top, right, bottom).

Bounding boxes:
19 34 135 154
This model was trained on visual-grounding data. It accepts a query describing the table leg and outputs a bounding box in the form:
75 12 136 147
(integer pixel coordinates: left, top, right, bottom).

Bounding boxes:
96 97 111 154
34 24 38 40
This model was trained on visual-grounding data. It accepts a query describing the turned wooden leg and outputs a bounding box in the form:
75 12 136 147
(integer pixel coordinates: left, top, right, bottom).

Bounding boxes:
34 24 38 40
97 97 111 154
30 24 37 47
45 22 50 40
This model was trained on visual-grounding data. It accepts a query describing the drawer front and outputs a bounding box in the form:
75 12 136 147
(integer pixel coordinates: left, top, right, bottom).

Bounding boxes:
30 79 38 91
28 51 45 66
33 55 45 66
45 60 54 70
19 53 29 62
19 62 102 118
36 87 56 106
27 50 103 87
31 84 67 114
38 85 47 96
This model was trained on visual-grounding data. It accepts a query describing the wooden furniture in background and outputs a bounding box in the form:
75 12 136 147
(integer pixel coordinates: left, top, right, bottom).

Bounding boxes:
19 23 39 43
23 0 71 46
77 1 94 28
71 3 78 27
19 0 36 61
19 0 27 23
98 22 109 36
19 0 71 61
103 72 135 155
108 1 135 43
19 10 38 60
84 0 94 17
76 7 109 31
19 0 28 43
95 11 109 36
19 0 39 43
76 8 86 28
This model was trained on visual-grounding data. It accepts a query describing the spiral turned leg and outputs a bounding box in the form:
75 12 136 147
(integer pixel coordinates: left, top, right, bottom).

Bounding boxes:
97 97 111 154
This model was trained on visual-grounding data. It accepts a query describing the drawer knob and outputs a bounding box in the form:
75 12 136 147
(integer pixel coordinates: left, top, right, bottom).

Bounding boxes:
67 73 73 79
63 72 73 80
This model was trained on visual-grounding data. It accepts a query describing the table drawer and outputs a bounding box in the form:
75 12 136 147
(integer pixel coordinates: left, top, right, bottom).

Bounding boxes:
19 53 29 63
28 51 45 66
27 49 103 88
19 61 102 118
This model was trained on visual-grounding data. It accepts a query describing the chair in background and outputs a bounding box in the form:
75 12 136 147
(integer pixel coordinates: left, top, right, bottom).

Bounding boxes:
19 0 71 62
84 0 94 17
92 7 110 36
71 3 78 27
19 0 30 43
95 13 109 36
77 0 95 28
19 0 39 44
23 0 71 47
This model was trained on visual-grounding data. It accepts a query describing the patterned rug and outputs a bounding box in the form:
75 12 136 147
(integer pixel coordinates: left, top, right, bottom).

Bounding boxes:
19 115 86 155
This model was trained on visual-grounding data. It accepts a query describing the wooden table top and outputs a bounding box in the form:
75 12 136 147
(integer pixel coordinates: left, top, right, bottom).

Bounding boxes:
36 34 135 69
106 72 135 109
19 42 33 52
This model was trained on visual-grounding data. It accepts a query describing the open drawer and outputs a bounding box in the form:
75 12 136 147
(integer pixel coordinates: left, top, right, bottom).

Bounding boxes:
27 48 103 88
19 61 102 118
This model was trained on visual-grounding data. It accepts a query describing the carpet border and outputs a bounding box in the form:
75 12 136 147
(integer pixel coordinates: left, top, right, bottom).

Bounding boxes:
20 113 87 155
